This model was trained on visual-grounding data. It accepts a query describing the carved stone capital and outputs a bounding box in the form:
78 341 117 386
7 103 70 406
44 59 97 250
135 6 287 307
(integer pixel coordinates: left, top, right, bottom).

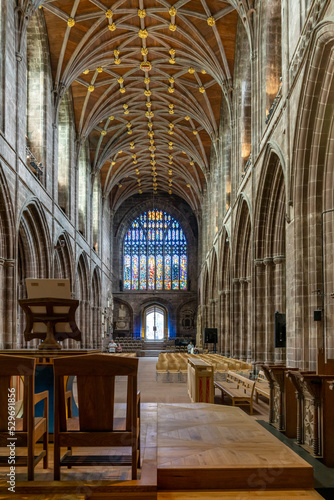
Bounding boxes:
4 259 15 268
273 255 285 265
254 259 264 267
263 257 274 266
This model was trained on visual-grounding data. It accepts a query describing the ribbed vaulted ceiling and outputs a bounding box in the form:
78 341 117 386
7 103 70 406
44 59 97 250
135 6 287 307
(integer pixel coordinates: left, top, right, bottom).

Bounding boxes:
40 0 241 211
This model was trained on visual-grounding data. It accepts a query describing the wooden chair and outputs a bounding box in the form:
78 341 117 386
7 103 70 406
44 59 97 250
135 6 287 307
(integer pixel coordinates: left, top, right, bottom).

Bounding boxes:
53 353 140 480
0 355 48 480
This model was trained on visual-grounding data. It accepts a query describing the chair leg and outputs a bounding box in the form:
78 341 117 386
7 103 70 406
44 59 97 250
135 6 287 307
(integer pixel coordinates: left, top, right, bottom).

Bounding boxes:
132 447 137 480
54 442 60 480
27 443 34 481
43 429 48 469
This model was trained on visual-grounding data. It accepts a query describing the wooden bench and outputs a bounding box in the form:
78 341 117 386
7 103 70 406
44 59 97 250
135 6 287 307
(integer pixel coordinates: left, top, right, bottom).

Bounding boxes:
254 370 270 403
214 371 255 414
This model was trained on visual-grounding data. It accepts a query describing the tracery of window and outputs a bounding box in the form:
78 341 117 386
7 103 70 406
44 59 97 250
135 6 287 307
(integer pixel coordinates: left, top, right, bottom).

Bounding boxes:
123 210 187 291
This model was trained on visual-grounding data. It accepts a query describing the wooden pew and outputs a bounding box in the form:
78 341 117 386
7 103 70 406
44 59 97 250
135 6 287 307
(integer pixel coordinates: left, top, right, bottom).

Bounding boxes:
254 370 270 403
214 371 255 414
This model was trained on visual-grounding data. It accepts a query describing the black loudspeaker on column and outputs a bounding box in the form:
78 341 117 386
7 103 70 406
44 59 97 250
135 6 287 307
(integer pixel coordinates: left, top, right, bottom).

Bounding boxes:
274 311 286 348
204 328 218 344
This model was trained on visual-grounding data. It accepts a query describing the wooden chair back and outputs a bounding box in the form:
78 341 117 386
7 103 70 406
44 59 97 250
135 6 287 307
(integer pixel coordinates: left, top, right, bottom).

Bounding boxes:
54 353 138 433
0 355 36 433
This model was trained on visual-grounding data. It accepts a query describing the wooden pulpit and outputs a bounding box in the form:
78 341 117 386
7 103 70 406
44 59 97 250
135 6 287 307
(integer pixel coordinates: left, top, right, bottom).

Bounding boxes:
19 297 81 350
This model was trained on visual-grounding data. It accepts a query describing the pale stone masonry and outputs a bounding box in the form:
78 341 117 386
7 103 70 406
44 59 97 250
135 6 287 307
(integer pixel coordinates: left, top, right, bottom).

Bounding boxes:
0 0 333 372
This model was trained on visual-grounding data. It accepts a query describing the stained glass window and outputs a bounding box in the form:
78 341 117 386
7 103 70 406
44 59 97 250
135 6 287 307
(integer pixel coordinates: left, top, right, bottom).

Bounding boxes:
123 210 187 290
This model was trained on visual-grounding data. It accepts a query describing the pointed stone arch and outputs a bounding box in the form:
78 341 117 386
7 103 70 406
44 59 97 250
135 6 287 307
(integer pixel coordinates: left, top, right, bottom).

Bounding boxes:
232 195 252 360
75 251 90 348
198 263 210 347
17 199 51 348
91 266 102 348
53 232 74 286
254 146 286 364
291 20 334 368
207 249 219 344
218 227 231 356
0 166 15 348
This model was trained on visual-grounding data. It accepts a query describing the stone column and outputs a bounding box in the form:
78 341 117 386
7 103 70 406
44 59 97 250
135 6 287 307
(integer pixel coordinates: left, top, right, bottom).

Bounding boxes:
246 277 252 362
264 257 274 363
224 290 231 357
4 260 15 348
196 306 202 347
239 278 247 360
17 279 26 349
81 300 88 348
212 297 219 349
91 305 97 348
96 305 102 349
209 299 215 328
254 259 265 365
274 255 286 364
232 278 241 358
219 291 224 353
86 300 91 348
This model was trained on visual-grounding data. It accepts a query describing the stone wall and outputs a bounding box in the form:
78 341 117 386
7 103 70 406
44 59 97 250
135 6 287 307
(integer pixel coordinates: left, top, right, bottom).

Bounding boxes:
199 0 334 370
0 0 333 368
0 1 112 350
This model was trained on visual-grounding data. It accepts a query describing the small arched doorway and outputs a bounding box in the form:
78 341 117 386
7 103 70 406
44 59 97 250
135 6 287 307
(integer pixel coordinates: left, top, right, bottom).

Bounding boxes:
144 305 167 341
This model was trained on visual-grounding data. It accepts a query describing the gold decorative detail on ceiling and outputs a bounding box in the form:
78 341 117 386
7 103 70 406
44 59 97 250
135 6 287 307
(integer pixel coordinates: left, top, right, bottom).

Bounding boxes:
139 29 148 39
40 0 239 208
140 61 152 71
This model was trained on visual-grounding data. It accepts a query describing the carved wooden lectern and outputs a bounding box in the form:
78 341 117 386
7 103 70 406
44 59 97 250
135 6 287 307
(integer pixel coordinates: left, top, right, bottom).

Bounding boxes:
19 297 81 350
